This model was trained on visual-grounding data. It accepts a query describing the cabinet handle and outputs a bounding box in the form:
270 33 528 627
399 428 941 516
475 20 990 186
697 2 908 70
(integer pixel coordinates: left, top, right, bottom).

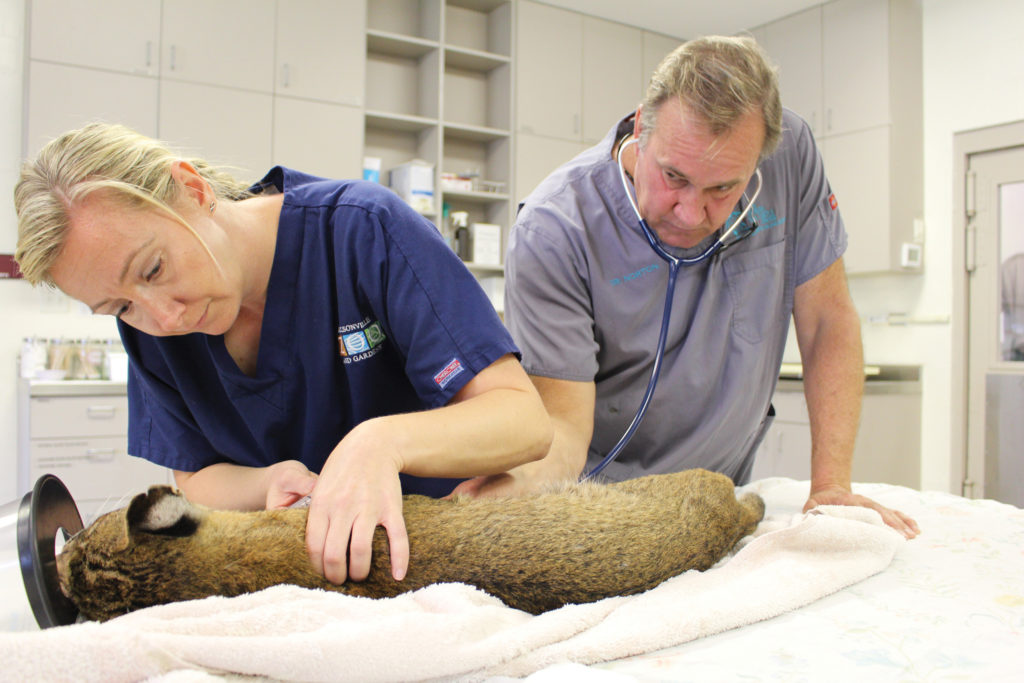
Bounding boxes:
573 114 579 136
170 45 177 71
145 40 152 68
86 448 116 462
86 405 116 419
281 63 290 88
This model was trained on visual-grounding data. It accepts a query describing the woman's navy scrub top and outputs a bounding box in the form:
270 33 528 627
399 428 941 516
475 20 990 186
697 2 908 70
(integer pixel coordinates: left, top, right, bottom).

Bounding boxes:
119 167 518 498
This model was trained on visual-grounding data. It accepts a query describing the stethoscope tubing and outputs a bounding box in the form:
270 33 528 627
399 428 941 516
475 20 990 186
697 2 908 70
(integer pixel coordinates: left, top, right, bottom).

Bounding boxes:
582 253 681 480
580 137 763 481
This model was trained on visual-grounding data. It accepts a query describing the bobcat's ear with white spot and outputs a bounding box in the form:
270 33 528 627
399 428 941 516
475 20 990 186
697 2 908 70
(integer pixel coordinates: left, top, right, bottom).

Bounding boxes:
126 486 203 538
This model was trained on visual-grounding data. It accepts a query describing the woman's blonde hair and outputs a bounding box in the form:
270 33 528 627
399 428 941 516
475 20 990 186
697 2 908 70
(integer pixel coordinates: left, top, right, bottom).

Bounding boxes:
14 122 251 285
640 35 782 159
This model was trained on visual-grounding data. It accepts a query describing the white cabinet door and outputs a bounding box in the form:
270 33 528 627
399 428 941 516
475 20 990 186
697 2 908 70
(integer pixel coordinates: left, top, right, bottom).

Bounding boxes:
516 0 581 141
160 0 275 93
750 421 812 481
159 81 273 183
28 437 171 524
514 132 585 203
642 31 681 94
750 389 812 481
25 62 159 156
822 126 891 274
582 17 643 144
822 0 890 135
756 6 823 137
29 0 161 76
275 0 365 106
274 99 364 180
29 394 128 438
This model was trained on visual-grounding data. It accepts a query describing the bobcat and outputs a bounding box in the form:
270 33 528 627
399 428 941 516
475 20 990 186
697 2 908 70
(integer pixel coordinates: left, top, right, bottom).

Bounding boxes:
56 468 764 621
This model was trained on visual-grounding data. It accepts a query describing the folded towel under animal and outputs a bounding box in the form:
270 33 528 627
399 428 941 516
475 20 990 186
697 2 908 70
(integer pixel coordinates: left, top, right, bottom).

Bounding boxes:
0 481 902 682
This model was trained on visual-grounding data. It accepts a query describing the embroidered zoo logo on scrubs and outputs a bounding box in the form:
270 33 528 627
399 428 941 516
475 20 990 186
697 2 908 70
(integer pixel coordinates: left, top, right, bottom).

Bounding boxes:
338 317 387 364
433 357 465 389
726 203 785 235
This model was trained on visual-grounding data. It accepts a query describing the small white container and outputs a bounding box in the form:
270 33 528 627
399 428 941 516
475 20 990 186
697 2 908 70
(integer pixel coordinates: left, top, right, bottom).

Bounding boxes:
389 160 435 214
362 156 382 183
19 338 46 380
440 173 473 192
478 276 505 313
106 351 130 383
470 223 502 266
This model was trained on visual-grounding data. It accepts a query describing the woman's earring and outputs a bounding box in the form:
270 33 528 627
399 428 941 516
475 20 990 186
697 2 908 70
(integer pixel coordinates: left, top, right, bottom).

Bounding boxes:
209 201 217 214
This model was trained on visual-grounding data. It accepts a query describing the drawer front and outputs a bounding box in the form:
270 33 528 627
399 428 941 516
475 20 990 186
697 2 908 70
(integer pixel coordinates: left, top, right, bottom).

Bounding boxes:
28 437 170 517
770 390 810 424
30 394 129 438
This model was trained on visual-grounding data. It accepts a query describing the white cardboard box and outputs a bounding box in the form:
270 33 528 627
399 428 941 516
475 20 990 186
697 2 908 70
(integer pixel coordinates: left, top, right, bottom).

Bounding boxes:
470 222 501 266
478 275 505 313
389 160 434 214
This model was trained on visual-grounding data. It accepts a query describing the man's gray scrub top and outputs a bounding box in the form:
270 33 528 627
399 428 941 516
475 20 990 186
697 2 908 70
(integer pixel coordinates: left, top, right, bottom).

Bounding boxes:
505 108 847 484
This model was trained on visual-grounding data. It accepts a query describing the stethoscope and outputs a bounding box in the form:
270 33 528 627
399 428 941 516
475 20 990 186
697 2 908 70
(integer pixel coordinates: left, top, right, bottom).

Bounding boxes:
580 136 764 481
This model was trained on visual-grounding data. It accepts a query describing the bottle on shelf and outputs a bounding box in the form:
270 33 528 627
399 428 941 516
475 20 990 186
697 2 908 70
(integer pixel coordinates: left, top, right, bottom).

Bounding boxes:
452 211 471 261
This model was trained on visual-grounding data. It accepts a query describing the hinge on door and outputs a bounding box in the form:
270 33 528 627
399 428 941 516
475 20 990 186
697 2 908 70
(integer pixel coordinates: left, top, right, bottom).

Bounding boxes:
964 169 978 273
965 223 977 273
965 169 977 219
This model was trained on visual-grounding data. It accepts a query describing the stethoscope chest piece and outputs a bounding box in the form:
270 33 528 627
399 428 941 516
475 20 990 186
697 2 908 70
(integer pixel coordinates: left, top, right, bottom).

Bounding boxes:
17 474 83 628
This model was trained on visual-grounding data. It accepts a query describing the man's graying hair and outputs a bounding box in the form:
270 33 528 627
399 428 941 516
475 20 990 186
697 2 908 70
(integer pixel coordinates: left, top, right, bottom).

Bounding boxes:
639 35 782 160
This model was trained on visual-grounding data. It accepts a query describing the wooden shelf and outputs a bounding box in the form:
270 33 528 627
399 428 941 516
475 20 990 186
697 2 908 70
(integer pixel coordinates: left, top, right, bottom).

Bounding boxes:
443 122 509 142
448 0 508 12
444 46 509 72
462 261 504 273
367 30 439 59
365 110 439 133
441 188 509 204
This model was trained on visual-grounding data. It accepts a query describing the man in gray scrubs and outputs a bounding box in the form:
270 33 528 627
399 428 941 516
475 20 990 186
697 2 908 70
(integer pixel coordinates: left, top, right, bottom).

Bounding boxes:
455 36 918 538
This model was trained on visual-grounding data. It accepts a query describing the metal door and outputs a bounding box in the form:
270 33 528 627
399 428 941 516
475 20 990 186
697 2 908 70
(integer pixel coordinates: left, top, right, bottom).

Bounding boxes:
965 144 1024 505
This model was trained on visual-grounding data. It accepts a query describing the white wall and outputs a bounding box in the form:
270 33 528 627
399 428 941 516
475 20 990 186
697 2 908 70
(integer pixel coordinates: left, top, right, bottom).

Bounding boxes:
0 0 119 503
0 0 22 257
1 0 30 503
1 0 1022 501
841 0 1024 491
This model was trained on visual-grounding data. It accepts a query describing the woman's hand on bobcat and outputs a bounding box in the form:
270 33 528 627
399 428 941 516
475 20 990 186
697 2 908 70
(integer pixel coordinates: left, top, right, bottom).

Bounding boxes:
305 420 409 585
264 460 318 510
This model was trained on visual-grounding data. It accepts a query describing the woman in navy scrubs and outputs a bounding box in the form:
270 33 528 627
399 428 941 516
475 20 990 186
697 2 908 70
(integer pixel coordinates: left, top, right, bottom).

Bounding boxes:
14 123 553 585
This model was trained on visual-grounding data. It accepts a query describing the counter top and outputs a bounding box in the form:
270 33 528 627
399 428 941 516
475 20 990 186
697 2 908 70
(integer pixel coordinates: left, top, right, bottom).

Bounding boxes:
23 379 127 397
778 363 920 381
776 364 921 395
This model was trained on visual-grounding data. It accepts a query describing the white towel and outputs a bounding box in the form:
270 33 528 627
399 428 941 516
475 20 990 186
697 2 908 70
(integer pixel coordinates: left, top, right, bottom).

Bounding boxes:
0 492 902 682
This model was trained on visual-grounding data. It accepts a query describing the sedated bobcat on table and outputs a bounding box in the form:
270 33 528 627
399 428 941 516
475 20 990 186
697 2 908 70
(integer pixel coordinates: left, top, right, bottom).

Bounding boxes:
56 468 764 621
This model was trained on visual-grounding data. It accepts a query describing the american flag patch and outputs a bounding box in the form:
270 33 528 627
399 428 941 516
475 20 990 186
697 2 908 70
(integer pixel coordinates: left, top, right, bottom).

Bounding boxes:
433 358 465 389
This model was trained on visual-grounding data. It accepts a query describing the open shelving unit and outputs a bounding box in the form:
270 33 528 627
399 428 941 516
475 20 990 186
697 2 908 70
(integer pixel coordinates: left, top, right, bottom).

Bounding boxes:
365 0 513 266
